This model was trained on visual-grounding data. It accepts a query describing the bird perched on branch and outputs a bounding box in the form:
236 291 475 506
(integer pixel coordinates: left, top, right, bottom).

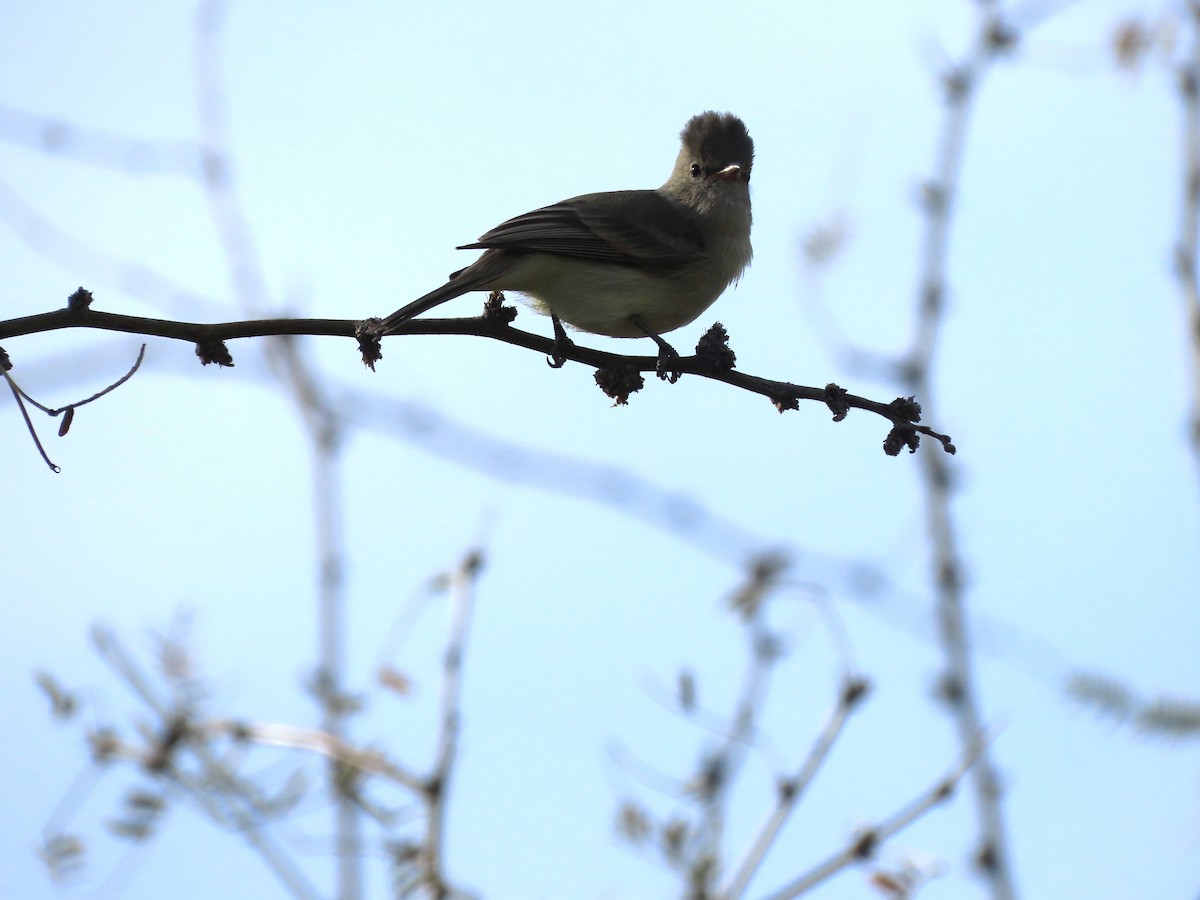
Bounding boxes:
378 111 754 380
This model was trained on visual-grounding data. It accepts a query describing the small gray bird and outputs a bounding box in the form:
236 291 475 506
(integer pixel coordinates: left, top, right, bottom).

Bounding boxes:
379 111 753 377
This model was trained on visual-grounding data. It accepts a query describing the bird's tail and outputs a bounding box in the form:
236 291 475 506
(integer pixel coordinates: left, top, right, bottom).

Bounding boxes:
379 273 478 333
379 248 517 333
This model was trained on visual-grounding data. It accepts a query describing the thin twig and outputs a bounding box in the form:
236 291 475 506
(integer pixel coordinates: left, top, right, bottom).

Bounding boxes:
3 369 58 471
13 343 145 415
2 343 145 471
420 549 484 898
687 600 780 892
203 720 425 792
86 628 324 900
761 738 991 900
721 676 868 899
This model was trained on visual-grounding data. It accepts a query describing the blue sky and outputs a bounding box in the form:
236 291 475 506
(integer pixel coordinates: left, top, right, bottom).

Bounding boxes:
2 2 1199 898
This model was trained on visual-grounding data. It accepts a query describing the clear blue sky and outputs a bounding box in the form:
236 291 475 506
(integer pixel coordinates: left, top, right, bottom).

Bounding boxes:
2 2 1198 898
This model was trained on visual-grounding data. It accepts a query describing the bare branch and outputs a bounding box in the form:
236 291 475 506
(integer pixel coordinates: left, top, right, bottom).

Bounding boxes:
0 101 205 177
892 8 1032 895
417 549 485 899
1 296 954 456
721 675 870 899
761 738 991 900
1175 6 1200 493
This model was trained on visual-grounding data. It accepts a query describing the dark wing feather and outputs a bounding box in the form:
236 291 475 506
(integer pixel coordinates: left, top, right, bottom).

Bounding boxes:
458 190 704 269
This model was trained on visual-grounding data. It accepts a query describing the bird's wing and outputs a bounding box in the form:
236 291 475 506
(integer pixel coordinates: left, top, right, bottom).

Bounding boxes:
458 190 705 269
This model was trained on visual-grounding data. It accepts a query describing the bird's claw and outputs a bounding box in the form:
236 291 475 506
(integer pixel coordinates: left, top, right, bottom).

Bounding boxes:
655 345 683 383
629 314 683 384
547 314 575 369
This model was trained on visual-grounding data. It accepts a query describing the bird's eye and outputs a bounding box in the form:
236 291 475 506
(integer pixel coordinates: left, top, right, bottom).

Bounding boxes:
690 163 702 178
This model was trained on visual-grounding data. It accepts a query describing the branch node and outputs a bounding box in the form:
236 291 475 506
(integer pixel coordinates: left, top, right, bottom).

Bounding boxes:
482 290 517 329
888 395 922 423
777 778 798 802
355 318 384 371
67 286 95 312
919 181 950 217
594 363 644 406
770 393 799 414
823 383 850 421
1182 65 1200 100
934 672 966 708
984 19 1019 54
974 840 1001 874
851 828 879 859
842 675 872 709
883 424 920 456
695 322 736 374
942 67 972 102
195 338 234 367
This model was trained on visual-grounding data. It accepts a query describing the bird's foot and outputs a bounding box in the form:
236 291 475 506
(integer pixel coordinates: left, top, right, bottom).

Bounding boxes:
547 314 575 369
653 343 682 383
630 315 683 384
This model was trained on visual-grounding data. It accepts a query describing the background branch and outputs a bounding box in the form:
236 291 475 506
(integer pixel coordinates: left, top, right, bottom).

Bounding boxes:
762 738 990 900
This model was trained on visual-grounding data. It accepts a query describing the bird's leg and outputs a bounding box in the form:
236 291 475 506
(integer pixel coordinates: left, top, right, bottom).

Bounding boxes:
629 315 683 384
547 313 575 369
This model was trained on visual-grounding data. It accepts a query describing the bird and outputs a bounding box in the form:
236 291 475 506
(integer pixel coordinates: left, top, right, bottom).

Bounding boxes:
378 111 753 380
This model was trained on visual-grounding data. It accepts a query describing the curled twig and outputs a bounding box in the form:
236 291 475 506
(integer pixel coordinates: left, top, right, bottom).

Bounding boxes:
3 342 146 472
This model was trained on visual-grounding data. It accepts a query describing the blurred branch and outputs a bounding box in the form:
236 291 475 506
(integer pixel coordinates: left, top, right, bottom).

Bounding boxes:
0 101 205 177
41 555 488 898
1066 671 1200 739
62 624 325 900
721 675 869 899
203 720 425 789
8 330 1086 700
190 0 369 894
411 549 484 900
761 737 990 900
803 1 1033 894
901 7 1021 897
616 558 794 894
1175 4 1200 493
619 557 870 899
0 174 227 321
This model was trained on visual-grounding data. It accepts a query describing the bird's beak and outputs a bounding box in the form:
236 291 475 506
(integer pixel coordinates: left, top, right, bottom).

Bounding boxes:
710 164 744 183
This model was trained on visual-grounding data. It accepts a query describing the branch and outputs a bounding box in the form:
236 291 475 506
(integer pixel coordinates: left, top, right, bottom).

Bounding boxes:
761 737 991 900
0 100 205 177
404 549 484 900
1175 6 1200 495
905 10 1020 896
720 676 870 900
202 720 425 791
2 290 955 456
79 624 324 900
